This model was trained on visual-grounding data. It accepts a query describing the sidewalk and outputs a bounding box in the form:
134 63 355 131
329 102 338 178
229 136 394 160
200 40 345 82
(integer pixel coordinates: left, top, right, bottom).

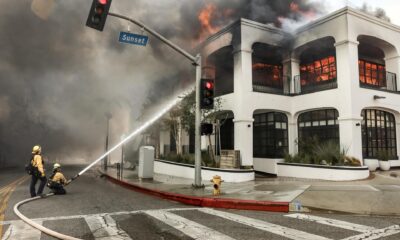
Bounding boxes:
101 167 400 215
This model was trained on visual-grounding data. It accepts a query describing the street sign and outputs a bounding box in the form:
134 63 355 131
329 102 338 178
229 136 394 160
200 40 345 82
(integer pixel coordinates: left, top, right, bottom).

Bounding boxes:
118 32 148 46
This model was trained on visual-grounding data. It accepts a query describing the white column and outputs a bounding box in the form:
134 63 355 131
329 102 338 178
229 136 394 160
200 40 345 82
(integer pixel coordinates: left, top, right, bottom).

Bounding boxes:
335 40 363 161
397 120 400 160
385 55 400 90
232 45 254 166
233 118 254 166
338 117 363 161
291 59 300 94
288 117 298 155
282 58 300 94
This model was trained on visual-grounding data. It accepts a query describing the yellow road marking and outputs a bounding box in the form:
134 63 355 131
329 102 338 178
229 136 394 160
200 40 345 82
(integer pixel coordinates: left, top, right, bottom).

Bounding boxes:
0 176 29 192
0 175 29 238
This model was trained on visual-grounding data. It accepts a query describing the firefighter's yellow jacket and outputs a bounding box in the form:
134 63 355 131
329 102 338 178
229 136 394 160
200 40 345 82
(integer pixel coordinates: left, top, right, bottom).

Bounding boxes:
51 172 67 185
31 154 45 177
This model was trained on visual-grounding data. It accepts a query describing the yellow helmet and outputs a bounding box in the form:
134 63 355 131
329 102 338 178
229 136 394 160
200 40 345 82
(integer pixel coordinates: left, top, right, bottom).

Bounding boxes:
53 163 61 169
32 145 41 154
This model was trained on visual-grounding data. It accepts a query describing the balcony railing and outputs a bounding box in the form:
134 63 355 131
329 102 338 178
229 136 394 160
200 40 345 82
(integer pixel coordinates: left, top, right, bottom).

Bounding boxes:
292 75 338 94
252 75 291 95
252 72 400 96
360 71 398 93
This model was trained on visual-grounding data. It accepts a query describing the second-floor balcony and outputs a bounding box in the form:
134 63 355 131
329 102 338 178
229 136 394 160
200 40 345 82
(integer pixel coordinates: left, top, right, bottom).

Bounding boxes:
360 71 397 92
358 59 398 92
292 75 337 94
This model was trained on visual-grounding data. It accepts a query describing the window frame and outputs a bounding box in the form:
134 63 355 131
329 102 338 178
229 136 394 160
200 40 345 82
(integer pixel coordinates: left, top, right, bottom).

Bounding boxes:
361 109 397 159
359 59 386 88
253 112 288 158
300 56 337 87
297 109 340 153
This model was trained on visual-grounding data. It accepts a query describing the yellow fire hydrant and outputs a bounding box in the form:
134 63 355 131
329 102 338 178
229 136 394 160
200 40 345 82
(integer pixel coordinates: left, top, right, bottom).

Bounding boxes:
211 175 223 196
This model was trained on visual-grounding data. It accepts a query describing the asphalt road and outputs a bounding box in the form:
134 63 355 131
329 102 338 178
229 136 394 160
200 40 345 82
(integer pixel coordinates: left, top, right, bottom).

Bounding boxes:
1 165 400 240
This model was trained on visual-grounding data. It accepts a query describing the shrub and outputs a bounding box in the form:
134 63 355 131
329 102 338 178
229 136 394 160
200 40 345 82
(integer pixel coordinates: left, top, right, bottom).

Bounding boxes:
376 149 391 161
284 139 356 166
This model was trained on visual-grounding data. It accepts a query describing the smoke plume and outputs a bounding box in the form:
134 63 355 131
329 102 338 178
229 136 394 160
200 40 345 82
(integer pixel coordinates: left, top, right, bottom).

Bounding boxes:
0 0 325 167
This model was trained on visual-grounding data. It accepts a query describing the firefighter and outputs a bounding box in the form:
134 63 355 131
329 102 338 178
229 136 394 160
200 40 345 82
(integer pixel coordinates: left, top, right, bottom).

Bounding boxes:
29 145 47 197
47 163 70 195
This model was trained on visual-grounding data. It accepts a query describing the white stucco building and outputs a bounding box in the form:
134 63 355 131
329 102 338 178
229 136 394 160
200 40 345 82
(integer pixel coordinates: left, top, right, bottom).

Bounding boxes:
159 7 400 176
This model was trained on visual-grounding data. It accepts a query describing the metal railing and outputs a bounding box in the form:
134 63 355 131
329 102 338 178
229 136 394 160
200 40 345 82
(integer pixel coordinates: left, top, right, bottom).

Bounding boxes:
360 71 398 92
251 72 399 96
386 72 397 91
292 75 337 94
252 75 291 95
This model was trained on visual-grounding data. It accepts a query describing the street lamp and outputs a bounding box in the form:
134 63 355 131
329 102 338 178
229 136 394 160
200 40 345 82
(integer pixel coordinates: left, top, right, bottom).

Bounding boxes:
104 112 112 171
120 134 126 179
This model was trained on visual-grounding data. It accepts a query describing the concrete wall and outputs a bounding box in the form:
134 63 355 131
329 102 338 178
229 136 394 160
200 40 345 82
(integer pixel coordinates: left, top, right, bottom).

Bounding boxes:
277 163 370 181
154 159 255 183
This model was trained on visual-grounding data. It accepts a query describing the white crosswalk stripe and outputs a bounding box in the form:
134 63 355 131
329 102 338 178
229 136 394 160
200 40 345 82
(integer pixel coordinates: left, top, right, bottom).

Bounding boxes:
1 208 400 240
199 208 331 240
145 210 235 240
285 213 376 232
84 215 132 240
342 225 400 240
2 220 42 240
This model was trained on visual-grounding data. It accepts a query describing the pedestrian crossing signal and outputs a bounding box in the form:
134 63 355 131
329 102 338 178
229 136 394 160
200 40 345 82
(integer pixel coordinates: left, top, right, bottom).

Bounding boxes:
86 0 113 31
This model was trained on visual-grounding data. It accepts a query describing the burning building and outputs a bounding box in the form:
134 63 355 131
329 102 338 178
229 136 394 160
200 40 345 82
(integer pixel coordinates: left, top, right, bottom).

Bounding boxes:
154 6 400 181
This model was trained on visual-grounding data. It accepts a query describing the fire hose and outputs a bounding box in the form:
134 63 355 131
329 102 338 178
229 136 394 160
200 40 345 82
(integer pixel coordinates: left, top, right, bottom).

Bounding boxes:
13 193 81 240
13 93 186 239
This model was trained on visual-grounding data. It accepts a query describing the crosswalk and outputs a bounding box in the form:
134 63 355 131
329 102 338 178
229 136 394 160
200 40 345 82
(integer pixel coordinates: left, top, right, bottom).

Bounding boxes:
1 208 400 240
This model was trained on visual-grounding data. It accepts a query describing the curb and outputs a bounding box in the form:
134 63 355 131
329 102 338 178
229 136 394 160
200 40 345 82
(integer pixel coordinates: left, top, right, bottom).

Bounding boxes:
103 174 289 212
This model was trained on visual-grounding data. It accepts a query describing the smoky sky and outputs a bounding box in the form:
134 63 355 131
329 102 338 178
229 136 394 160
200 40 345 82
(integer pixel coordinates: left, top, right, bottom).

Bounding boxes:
0 0 330 167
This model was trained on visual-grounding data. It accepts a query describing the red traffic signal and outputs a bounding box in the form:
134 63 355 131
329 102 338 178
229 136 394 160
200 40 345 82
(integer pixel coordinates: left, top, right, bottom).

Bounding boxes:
200 79 214 110
86 0 113 31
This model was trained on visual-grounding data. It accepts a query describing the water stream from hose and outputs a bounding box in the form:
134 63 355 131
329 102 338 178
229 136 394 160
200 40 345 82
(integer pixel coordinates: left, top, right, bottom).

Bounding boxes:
75 87 192 178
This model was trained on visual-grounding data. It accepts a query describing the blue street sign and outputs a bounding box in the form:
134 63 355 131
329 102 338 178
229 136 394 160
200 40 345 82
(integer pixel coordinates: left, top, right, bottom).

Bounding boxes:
118 32 148 46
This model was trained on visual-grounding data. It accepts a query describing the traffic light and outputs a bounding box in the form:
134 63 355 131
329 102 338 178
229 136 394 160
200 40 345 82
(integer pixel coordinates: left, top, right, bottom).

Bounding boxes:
201 123 213 135
86 0 113 31
200 78 214 109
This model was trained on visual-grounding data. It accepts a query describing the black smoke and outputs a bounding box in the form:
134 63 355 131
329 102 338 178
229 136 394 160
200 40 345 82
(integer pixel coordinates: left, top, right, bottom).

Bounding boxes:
0 0 325 167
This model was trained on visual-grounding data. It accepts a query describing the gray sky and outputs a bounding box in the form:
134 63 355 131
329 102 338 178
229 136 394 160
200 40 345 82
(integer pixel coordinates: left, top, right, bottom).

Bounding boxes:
323 0 400 25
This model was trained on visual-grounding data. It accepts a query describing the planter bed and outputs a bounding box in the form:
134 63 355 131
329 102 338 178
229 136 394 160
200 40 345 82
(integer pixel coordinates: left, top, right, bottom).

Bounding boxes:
277 162 369 181
154 159 255 183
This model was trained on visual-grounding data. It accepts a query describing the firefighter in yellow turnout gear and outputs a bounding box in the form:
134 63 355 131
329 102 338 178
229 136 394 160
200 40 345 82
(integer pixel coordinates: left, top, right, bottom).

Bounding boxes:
30 145 47 197
47 163 71 195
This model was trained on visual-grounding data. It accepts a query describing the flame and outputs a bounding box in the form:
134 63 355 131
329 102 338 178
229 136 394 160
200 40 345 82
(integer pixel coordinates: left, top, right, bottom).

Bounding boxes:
290 2 299 12
198 4 219 35
289 1 316 19
194 4 236 44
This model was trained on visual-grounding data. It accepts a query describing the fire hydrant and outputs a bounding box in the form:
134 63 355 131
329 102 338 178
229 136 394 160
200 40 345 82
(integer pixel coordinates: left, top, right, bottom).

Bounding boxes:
211 175 223 196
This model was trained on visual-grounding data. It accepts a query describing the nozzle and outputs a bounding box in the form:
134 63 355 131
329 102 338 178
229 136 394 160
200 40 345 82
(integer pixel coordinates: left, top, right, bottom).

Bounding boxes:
71 174 80 181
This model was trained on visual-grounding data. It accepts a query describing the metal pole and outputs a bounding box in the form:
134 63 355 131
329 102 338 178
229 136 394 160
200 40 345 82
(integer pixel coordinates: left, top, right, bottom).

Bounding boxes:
108 12 197 64
121 141 124 179
104 117 109 171
194 54 202 187
107 12 203 187
104 113 112 170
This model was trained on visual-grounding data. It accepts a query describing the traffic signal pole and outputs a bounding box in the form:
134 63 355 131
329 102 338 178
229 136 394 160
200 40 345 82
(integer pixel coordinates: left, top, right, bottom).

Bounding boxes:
107 12 203 187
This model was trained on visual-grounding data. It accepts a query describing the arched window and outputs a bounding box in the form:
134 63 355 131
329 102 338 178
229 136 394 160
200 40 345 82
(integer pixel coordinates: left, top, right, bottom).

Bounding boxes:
253 112 288 158
298 109 339 151
361 109 397 158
